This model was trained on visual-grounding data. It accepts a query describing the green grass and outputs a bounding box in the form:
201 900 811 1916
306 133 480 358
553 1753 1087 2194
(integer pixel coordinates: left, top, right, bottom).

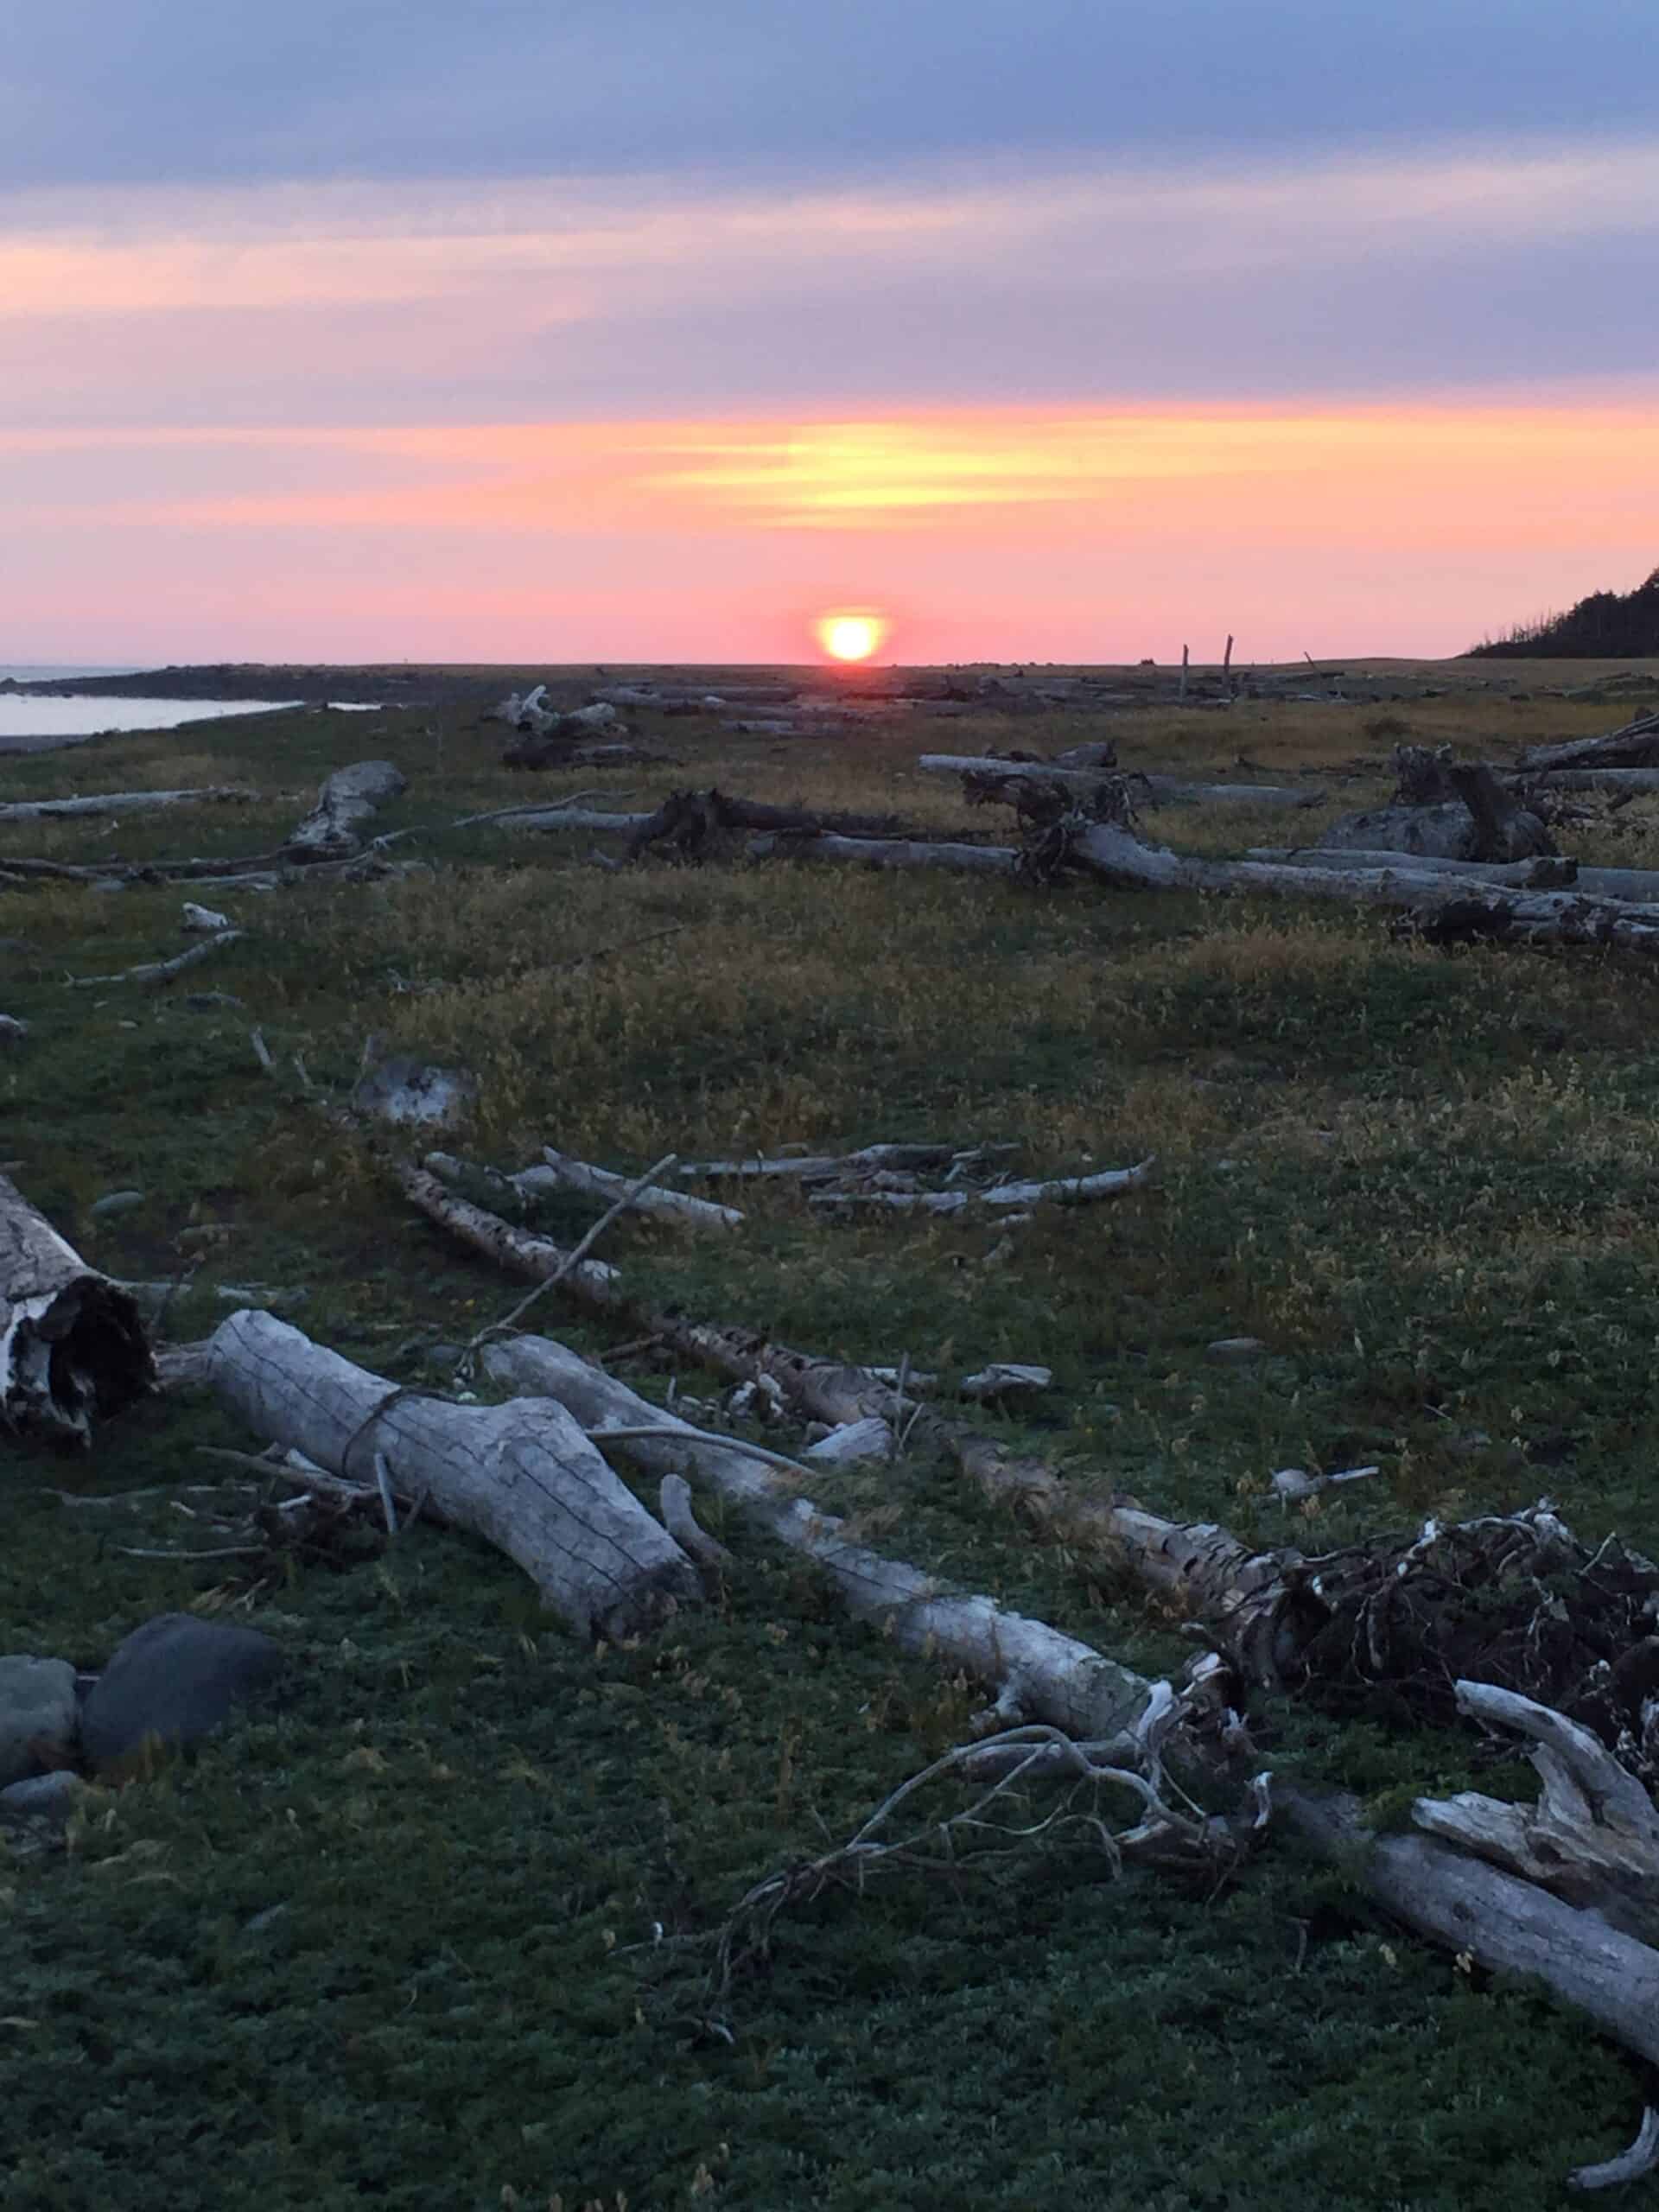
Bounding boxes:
3 673 1656 2208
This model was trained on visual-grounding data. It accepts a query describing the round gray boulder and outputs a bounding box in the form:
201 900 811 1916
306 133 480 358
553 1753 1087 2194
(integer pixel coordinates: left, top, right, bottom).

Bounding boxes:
79 1614 285 1777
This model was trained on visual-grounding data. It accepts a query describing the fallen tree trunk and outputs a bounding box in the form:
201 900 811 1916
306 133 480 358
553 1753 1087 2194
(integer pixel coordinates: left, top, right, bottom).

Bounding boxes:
428 1147 744 1232
810 1157 1156 1215
67 929 245 989
1517 710 1659 773
281 760 406 861
1248 847 1659 904
748 830 1020 874
1281 1783 1659 2069
206 1309 701 1638
481 1334 1163 1743
916 754 1321 810
1067 823 1659 950
1518 767 1659 794
0 1173 154 1446
0 785 256 823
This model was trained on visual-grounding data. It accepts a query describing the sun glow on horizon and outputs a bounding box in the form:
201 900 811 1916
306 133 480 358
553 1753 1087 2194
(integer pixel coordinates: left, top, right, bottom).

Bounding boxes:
817 610 887 661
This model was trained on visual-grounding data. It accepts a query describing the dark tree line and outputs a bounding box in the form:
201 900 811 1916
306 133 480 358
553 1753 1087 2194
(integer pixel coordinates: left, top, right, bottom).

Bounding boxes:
1468 566 1659 658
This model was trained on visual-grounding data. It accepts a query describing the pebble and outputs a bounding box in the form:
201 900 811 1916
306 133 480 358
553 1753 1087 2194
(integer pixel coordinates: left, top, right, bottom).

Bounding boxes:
1206 1336 1269 1363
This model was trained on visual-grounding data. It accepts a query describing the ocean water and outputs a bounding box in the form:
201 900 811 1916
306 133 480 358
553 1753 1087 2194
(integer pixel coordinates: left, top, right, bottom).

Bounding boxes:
0 671 375 747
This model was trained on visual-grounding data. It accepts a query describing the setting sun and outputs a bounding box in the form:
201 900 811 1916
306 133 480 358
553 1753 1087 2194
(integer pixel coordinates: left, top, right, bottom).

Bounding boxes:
816 611 887 662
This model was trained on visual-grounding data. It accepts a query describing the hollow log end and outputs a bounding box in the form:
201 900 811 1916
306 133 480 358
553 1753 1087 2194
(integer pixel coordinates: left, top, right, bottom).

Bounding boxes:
3 1276 156 1449
589 1552 705 1643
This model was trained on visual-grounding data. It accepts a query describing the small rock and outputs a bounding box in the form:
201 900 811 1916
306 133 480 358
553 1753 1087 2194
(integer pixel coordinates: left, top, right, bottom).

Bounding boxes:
182 991 244 1011
181 902 231 932
90 1188 145 1217
79 1614 285 1777
0 1770 86 1827
1206 1337 1269 1364
0 1656 79 1785
804 1417 894 1465
1271 1468 1320 1501
960 1363 1052 1402
0 1014 28 1045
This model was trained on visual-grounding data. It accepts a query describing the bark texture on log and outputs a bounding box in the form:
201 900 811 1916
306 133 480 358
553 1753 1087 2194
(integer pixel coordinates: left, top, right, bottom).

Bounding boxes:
0 1173 154 1447
207 1310 701 1638
483 1335 1161 1742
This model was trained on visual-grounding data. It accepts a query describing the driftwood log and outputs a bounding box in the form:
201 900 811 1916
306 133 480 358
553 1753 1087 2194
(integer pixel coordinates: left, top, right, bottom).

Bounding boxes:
1518 710 1659 774
0 1173 154 1446
0 785 256 823
918 754 1321 810
281 760 406 861
206 1309 701 1638
482 1334 1165 1745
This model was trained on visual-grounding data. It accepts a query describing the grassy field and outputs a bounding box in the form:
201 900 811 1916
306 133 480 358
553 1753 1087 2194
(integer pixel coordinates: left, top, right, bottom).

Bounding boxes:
4 667 1659 2209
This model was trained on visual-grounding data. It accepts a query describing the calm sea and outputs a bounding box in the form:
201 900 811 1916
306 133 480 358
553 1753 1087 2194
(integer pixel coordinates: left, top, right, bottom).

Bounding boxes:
0 668 336 748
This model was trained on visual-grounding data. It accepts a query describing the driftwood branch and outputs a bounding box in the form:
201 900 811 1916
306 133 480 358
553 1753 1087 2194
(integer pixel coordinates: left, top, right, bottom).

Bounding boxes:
0 785 256 823
67 930 245 989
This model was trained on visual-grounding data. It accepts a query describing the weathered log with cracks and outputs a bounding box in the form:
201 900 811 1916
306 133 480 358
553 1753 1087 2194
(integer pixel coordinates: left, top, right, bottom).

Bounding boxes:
206 1309 701 1638
1518 709 1659 774
0 785 256 823
481 1334 1164 1742
0 1173 154 1446
281 760 406 861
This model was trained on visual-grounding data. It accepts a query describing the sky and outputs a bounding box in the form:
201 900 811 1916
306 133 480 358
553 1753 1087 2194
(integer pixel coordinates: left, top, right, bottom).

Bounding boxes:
5 1 1659 665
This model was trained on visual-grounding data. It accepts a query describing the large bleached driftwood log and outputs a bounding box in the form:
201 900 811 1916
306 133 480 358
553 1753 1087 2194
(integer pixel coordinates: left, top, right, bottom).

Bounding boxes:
1520 767 1659 794
207 1309 701 1638
0 785 256 823
0 1173 154 1446
482 1334 1163 1744
281 760 406 861
67 930 245 990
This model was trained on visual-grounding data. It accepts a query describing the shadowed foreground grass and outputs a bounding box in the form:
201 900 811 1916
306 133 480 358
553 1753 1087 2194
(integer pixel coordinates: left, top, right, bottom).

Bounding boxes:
3 670 1658 2208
